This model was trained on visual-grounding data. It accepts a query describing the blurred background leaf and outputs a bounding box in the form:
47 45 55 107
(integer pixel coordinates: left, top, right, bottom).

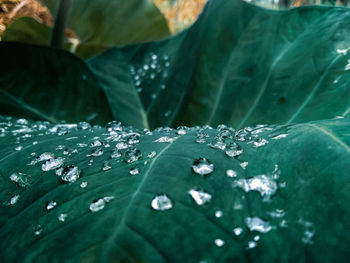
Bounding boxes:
0 0 171 58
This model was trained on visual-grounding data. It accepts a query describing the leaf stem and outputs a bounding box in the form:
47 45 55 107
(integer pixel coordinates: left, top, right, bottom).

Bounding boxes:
50 0 70 48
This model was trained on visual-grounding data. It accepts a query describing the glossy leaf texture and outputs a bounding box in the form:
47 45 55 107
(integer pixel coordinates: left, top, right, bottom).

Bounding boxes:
40 0 170 47
89 0 350 128
0 42 113 125
0 116 349 262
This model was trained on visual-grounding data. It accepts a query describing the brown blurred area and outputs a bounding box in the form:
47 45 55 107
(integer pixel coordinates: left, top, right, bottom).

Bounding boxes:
154 0 207 33
0 0 52 36
0 0 208 37
1 0 348 38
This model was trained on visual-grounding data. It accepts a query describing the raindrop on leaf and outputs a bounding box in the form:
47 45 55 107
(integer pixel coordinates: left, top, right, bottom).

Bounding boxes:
124 148 142 163
192 158 214 176
129 167 140 175
151 194 173 211
188 189 212 205
46 201 57 211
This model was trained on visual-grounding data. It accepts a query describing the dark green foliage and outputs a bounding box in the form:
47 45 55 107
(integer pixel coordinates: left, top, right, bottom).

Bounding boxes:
0 42 113 125
0 0 349 262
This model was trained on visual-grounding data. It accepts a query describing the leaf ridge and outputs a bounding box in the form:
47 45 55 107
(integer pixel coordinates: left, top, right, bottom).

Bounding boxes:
105 137 180 251
308 123 350 152
0 89 58 124
287 53 345 124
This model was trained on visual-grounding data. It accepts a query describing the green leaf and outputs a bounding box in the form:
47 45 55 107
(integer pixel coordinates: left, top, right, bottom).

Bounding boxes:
1 17 51 46
89 0 350 128
0 116 349 262
0 42 113 125
40 0 170 46
1 17 108 59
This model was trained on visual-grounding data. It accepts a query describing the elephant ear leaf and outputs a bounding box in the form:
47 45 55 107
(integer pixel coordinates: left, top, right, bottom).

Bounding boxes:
40 0 170 47
0 116 349 262
0 42 113 125
89 0 350 128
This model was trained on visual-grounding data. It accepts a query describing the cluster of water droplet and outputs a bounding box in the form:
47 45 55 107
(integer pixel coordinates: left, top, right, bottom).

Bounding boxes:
0 116 299 250
129 53 170 95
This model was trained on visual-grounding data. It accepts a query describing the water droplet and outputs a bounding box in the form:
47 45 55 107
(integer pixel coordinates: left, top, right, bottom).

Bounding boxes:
87 148 103 157
10 195 20 205
58 213 67 222
60 166 81 183
164 110 172 117
192 158 214 176
233 175 277 199
152 54 157 60
143 64 149 70
215 210 223 218
345 59 350 70
337 48 348 55
254 235 260 241
271 134 288 140
46 200 57 210
154 136 174 143
80 181 88 188
188 189 212 205
147 151 156 158
245 217 272 233
151 194 173 211
89 196 114 213
41 157 64 171
33 225 42 236
225 142 243 157
102 161 112 171
16 118 29 125
214 238 225 247
124 148 142 163
15 146 22 151
247 241 257 249
240 161 248 170
10 172 30 187
91 140 103 147
233 227 243 236
116 141 129 150
129 167 140 175
209 139 226 150
126 133 140 145
302 230 315 245
110 149 122 159
253 138 268 148
196 132 209 143
226 169 237 178
267 209 285 218
176 127 187 135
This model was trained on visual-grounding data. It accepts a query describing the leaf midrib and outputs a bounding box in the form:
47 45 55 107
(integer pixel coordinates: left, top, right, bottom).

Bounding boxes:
0 89 58 124
104 136 180 256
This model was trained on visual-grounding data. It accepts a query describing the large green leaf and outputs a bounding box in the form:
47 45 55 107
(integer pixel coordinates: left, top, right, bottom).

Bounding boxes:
0 42 113 125
89 0 350 128
1 17 108 59
0 116 349 262
40 0 170 46
1 17 51 46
